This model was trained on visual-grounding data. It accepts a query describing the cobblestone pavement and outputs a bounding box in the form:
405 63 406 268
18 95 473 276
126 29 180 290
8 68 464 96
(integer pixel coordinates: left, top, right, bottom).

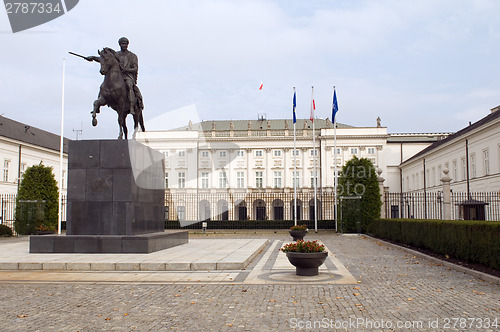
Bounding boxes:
0 232 498 331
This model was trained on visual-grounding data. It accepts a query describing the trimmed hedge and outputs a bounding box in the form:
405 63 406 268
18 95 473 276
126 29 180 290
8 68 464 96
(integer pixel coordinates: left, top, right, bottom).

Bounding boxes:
165 220 336 230
367 219 500 270
0 224 13 237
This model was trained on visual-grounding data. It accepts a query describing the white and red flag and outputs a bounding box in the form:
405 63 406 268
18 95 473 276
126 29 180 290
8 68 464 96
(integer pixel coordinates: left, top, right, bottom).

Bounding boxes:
259 81 263 90
310 88 315 122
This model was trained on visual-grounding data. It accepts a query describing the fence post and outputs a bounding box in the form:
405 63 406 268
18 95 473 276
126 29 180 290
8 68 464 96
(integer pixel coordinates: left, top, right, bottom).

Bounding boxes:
377 168 386 219
441 168 452 220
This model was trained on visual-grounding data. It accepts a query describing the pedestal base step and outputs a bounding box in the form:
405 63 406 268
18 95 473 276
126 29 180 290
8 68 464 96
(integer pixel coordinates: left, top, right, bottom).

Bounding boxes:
29 230 188 254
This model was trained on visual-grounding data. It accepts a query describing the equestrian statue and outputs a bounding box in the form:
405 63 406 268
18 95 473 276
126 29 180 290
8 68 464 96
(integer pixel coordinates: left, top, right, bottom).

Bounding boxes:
71 37 145 139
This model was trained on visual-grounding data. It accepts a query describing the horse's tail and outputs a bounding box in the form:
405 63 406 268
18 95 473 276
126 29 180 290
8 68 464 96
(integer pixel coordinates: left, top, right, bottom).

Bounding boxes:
139 110 145 132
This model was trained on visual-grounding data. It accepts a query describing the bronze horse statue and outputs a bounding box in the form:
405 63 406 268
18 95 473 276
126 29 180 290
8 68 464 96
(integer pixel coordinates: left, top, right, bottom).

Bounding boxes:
91 47 145 139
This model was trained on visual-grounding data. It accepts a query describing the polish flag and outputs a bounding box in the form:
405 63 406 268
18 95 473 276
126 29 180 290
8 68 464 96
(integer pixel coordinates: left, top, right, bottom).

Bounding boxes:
310 93 315 122
259 81 263 90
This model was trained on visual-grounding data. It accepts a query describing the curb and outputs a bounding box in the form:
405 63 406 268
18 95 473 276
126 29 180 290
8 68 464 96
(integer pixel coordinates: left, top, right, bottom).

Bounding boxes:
364 235 500 285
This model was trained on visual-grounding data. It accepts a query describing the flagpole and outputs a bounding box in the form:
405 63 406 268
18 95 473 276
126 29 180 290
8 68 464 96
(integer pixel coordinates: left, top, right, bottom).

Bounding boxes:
333 87 338 232
58 59 65 235
293 87 297 226
332 87 339 232
259 81 264 115
311 86 318 233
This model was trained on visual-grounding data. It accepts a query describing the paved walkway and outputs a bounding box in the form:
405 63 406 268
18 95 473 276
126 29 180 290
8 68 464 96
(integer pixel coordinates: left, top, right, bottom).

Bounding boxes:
0 237 268 272
0 231 498 331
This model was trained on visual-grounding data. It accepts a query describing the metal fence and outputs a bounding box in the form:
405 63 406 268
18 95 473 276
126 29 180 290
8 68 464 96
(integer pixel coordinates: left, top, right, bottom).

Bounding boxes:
385 192 443 219
0 194 67 232
164 191 336 229
451 192 500 221
7 191 496 231
385 192 500 221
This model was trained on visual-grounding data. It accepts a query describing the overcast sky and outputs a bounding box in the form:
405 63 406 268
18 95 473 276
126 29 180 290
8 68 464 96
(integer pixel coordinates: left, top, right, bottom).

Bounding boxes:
1 0 500 140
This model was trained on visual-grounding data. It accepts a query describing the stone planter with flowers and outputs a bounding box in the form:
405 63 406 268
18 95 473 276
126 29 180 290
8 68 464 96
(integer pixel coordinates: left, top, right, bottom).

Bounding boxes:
280 240 328 276
288 224 308 241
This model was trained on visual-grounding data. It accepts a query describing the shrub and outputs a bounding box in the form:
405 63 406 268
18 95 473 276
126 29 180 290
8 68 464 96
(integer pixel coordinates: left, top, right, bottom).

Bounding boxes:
337 157 381 232
14 163 59 235
0 224 13 237
368 218 500 270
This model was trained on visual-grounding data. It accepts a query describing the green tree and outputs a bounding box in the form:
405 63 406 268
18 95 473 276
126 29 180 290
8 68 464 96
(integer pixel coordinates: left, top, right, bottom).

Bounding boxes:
14 163 59 234
337 157 381 232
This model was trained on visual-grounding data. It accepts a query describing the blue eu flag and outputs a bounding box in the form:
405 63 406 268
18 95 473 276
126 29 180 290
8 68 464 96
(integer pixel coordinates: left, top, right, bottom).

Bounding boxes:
293 91 297 123
332 89 338 122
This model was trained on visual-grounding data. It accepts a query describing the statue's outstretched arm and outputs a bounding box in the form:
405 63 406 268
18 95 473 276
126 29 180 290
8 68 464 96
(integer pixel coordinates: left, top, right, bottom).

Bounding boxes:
85 56 101 63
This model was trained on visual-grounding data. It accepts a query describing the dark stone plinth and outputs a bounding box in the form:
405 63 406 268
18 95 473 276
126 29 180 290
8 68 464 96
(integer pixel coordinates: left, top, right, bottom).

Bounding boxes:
66 139 165 236
29 230 188 253
29 139 188 254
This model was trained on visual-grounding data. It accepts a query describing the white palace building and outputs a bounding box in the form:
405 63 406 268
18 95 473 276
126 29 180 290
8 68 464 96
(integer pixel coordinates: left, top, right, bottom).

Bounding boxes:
135 116 450 223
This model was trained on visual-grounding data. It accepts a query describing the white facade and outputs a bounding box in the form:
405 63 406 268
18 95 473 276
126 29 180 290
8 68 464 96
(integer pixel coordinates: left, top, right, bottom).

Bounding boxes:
400 107 500 193
136 119 441 194
0 116 68 195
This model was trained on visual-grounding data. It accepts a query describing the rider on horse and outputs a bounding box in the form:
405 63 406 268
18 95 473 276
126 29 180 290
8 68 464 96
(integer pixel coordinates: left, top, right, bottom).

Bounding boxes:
86 37 144 115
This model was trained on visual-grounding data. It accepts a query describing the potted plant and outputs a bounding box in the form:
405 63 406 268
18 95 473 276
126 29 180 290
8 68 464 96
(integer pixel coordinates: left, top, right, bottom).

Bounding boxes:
36 224 56 235
280 240 328 276
289 224 308 241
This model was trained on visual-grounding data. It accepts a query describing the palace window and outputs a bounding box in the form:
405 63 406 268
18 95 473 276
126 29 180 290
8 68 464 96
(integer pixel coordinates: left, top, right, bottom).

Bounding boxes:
293 171 300 188
178 172 185 188
255 171 263 188
470 154 476 178
461 157 466 180
201 172 209 189
273 171 282 188
219 171 228 188
483 149 490 175
310 171 318 187
237 172 245 188
20 163 26 179
3 160 10 182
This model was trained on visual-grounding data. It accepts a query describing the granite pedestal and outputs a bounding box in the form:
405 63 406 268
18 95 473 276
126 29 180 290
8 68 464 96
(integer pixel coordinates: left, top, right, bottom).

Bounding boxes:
30 139 188 253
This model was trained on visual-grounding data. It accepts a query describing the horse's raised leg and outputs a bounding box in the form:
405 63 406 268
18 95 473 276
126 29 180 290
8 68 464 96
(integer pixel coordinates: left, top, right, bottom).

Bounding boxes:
92 96 106 127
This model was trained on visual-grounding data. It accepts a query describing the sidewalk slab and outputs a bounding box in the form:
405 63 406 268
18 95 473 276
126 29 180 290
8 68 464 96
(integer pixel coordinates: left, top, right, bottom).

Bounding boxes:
0 238 268 272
